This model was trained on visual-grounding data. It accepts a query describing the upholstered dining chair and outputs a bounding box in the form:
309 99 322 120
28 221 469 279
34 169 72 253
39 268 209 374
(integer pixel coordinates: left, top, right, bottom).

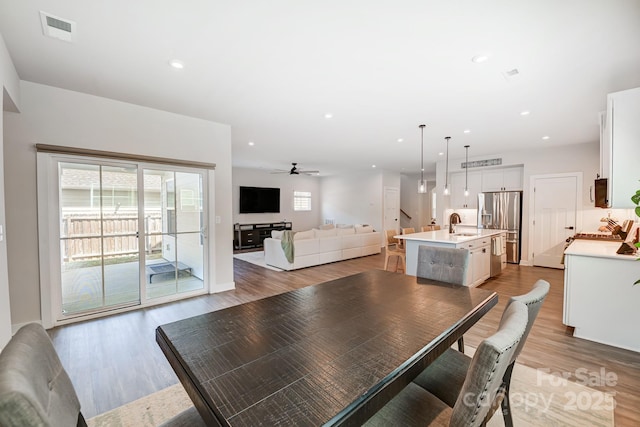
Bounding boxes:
421 225 434 232
364 300 528 427
412 279 551 427
384 229 406 273
0 323 205 427
416 245 470 286
416 245 470 352
432 225 442 230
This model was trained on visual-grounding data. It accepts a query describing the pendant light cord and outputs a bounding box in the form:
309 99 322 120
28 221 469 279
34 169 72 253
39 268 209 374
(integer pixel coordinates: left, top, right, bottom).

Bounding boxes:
464 144 469 191
445 137 451 190
419 124 425 183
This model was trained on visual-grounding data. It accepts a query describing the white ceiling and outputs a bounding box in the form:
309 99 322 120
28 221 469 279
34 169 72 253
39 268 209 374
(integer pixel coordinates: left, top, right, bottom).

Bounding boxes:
2 0 640 176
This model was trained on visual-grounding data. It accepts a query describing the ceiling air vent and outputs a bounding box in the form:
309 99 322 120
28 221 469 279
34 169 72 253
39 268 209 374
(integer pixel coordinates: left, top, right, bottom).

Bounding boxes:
501 68 520 82
40 11 76 42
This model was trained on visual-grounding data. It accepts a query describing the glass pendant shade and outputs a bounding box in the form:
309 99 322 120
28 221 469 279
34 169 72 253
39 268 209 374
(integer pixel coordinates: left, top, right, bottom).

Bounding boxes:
418 179 427 193
418 124 427 193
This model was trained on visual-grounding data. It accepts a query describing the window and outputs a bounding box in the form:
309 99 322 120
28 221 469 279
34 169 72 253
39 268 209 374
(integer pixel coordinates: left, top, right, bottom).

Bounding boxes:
293 191 312 211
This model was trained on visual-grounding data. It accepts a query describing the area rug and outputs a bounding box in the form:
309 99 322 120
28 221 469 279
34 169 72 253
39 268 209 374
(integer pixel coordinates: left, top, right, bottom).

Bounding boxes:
88 361 614 427
233 250 283 271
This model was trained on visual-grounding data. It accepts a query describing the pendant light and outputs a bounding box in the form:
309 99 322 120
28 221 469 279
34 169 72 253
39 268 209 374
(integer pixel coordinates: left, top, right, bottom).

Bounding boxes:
443 136 451 195
464 145 470 197
418 124 427 193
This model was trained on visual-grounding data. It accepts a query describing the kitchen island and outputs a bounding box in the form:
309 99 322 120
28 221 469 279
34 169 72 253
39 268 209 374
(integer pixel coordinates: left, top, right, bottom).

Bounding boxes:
397 228 506 286
563 239 640 352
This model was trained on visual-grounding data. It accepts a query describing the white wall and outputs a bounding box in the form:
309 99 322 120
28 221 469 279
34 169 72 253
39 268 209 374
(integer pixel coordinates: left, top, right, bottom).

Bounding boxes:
232 167 322 231
0 33 20 349
320 170 391 234
3 81 233 327
434 141 635 263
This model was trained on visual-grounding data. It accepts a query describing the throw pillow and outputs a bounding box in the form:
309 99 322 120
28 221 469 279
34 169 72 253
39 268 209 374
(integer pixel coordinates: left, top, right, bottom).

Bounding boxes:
271 230 284 239
320 224 335 230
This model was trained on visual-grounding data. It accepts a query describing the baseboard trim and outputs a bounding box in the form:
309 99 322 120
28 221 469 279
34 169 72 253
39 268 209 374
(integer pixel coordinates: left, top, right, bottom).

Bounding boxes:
210 281 235 294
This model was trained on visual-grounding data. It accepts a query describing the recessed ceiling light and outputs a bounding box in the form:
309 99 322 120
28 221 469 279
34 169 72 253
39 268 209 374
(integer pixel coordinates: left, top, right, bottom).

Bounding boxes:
169 59 184 69
471 54 489 63
463 129 471 134
520 110 530 116
542 136 550 140
248 141 255 146
438 152 444 156
372 165 376 168
397 138 404 143
324 113 333 119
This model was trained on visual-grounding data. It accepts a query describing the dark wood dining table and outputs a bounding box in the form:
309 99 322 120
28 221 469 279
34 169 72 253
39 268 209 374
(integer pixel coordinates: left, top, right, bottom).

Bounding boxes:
156 269 498 426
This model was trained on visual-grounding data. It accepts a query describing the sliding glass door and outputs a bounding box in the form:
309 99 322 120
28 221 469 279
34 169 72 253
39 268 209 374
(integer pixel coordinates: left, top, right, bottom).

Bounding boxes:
55 159 206 319
59 162 141 314
143 169 204 299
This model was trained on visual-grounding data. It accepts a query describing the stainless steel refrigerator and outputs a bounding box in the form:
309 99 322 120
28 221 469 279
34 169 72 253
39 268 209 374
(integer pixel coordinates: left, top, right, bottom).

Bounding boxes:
478 191 522 264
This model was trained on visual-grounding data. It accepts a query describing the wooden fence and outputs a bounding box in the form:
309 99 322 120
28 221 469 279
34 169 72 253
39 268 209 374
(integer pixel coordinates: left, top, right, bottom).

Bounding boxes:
61 214 163 262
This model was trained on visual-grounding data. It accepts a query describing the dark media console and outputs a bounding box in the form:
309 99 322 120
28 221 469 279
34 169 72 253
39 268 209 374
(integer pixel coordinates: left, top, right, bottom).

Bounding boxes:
233 221 292 250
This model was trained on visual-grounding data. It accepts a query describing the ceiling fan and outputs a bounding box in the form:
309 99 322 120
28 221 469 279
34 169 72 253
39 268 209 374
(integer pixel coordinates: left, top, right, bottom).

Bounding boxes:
271 162 320 176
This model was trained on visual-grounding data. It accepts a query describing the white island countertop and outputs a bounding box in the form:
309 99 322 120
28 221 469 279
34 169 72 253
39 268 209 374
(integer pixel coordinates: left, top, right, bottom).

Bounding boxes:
564 239 637 261
396 228 505 245
396 228 507 285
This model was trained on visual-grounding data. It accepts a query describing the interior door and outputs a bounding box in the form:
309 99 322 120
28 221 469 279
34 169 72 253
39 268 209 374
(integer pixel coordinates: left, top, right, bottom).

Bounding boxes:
532 175 578 269
384 187 400 232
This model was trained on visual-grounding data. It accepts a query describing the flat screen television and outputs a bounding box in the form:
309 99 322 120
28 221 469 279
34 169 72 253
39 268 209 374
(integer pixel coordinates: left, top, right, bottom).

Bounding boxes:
239 186 280 213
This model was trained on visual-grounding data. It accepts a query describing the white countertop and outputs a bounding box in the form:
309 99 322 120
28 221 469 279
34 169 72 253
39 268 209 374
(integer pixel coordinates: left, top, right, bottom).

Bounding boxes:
395 228 505 244
564 239 638 261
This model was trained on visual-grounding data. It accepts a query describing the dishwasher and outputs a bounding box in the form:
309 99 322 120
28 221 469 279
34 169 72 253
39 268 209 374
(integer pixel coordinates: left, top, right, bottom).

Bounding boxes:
490 234 507 277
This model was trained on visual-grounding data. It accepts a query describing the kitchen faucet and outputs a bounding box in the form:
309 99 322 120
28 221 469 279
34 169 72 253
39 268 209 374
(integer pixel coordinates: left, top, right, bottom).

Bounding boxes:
449 213 461 234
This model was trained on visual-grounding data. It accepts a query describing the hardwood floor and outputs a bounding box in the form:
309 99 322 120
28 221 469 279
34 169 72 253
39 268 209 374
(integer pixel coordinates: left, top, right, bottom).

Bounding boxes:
49 251 640 425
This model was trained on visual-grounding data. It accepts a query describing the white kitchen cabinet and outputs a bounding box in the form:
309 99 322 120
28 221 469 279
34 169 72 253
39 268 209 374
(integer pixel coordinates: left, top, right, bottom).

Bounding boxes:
481 167 523 192
450 170 482 209
563 240 640 352
462 237 491 287
601 87 640 208
400 230 501 287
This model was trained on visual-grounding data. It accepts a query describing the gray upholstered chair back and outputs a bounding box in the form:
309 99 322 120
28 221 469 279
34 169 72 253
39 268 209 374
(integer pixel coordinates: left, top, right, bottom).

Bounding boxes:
501 279 550 362
0 323 84 427
450 301 527 427
416 245 470 285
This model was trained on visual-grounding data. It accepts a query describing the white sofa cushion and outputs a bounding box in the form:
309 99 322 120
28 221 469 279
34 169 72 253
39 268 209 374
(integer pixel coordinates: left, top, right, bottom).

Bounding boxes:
336 227 355 236
294 238 320 256
319 236 342 252
355 225 374 234
341 233 362 249
314 228 338 238
294 229 315 240
319 224 335 230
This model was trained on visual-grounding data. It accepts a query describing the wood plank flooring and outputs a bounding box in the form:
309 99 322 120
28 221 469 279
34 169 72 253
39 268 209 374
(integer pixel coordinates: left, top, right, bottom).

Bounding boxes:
49 251 640 425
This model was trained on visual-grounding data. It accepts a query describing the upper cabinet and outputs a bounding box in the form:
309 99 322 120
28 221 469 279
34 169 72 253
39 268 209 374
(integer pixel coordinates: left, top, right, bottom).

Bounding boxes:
480 167 523 192
602 87 640 208
450 170 482 209
447 166 523 209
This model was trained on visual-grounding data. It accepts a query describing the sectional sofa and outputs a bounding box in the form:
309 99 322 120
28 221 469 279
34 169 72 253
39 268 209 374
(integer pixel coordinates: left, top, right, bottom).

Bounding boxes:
264 225 382 271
